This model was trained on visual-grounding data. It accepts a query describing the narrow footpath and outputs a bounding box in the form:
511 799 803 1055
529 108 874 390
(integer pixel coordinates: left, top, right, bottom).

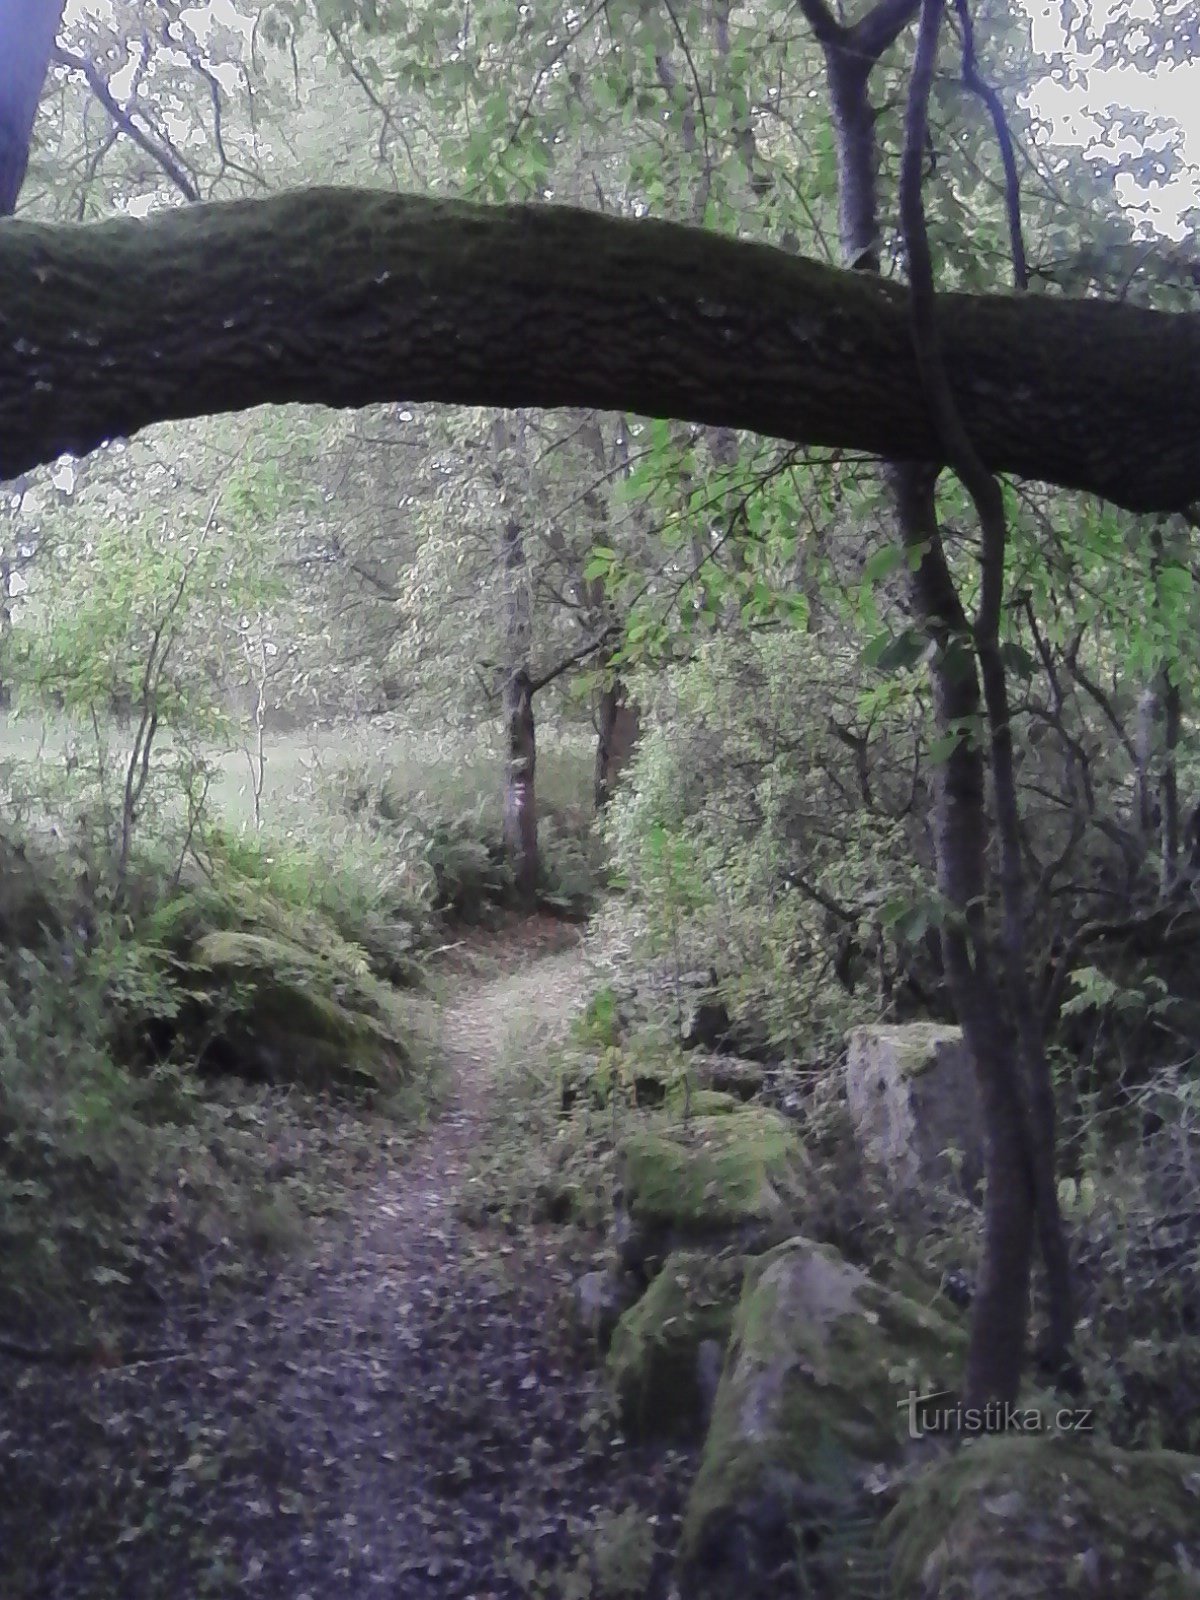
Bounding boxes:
2 927 693 1600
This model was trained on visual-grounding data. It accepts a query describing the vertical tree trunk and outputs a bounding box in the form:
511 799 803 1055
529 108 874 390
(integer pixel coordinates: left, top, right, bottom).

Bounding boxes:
897 0 1073 1389
594 670 640 810
1133 671 1182 895
1134 683 1160 840
1148 524 1183 897
1161 675 1181 894
975 632 1076 1374
892 462 1036 1403
503 665 538 904
493 415 540 904
802 0 1057 1403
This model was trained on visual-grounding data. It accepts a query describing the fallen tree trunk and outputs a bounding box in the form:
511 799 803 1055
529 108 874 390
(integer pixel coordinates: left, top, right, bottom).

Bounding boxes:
1 188 1198 510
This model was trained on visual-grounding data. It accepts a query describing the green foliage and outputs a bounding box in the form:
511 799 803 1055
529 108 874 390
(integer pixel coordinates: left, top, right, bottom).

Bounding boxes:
575 985 624 1050
9 477 281 741
318 733 603 920
606 631 929 1055
0 916 414 1340
0 944 195 1323
422 804 513 918
200 823 427 985
1061 965 1173 1023
459 1007 617 1233
1062 1065 1200 1453
9 1 1200 1575
0 811 439 1337
1 469 283 896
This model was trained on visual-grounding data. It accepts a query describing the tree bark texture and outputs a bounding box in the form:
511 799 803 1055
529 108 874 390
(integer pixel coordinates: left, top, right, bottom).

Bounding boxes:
0 189 1198 509
502 667 538 905
594 676 640 810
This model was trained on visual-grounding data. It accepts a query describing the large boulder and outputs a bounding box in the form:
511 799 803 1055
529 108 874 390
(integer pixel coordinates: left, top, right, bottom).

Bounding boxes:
886 1433 1200 1599
845 1023 982 1195
614 1106 809 1278
190 929 413 1095
678 1234 964 1598
607 1250 746 1440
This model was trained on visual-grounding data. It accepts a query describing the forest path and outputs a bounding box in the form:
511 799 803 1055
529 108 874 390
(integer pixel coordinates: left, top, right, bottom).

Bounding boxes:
6 919 691 1600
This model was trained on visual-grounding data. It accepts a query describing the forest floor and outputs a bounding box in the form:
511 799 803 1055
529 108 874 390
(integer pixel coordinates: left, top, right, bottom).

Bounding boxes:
1 918 695 1600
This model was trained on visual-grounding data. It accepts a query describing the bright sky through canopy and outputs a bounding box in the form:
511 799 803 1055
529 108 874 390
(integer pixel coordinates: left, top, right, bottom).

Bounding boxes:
1022 0 1199 236
61 0 1200 237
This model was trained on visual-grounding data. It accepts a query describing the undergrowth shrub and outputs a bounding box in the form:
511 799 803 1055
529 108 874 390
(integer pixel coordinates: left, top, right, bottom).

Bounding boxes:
105 826 439 1101
0 819 439 1340
182 823 428 984
460 1009 617 1232
1063 1065 1200 1452
605 632 928 1058
421 804 512 918
0 933 398 1339
317 733 603 920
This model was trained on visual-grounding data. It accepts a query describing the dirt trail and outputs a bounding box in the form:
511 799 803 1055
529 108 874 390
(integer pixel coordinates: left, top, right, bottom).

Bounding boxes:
3 926 691 1600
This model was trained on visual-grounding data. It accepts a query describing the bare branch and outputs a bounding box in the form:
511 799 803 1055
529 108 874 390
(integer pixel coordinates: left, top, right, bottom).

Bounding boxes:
528 621 621 694
852 0 923 61
952 0 1027 290
52 44 201 202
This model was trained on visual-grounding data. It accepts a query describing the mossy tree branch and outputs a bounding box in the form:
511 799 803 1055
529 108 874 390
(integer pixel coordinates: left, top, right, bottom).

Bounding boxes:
0 187 1197 510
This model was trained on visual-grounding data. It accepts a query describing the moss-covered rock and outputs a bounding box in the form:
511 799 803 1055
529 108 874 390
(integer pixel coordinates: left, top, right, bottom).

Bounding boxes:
666 1086 740 1116
607 1250 745 1440
190 929 413 1095
886 1432 1200 1599
688 1051 767 1102
678 1235 964 1598
845 1023 981 1195
614 1105 808 1279
621 1105 806 1234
